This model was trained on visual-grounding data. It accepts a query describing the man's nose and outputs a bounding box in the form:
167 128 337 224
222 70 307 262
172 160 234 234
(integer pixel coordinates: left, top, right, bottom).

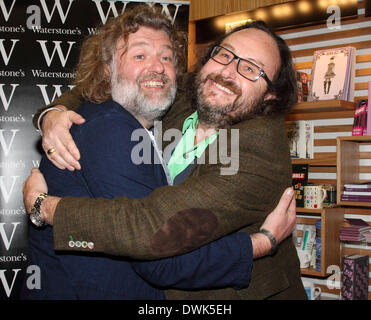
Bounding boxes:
148 56 165 74
219 60 238 79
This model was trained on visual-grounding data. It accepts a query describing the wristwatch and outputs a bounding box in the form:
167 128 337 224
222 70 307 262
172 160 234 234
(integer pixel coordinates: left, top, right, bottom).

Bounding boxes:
29 193 48 227
258 228 278 256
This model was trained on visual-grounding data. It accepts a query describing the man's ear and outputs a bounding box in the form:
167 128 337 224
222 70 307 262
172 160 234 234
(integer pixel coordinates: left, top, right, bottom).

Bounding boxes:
264 92 277 101
103 63 111 80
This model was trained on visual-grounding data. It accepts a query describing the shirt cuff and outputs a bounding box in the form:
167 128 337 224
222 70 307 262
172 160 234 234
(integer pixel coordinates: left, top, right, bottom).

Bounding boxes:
232 232 253 290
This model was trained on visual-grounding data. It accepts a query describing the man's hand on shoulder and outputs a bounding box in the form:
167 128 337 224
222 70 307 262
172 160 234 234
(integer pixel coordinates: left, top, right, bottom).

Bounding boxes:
40 105 85 171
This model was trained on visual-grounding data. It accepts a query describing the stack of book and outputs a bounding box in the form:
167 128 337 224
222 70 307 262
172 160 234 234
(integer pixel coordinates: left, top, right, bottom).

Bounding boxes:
340 218 371 242
341 182 371 202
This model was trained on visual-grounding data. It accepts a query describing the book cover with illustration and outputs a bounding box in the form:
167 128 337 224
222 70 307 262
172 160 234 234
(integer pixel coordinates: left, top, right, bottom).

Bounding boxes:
296 71 309 103
286 121 314 159
292 164 309 207
352 100 368 136
366 80 371 135
309 47 356 102
342 255 369 300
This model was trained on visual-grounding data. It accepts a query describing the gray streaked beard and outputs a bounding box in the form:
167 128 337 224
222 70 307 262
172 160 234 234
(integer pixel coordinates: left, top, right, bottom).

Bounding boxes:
110 62 177 123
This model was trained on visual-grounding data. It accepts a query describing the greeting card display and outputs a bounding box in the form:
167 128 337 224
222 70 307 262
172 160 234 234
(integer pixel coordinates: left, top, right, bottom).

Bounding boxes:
309 47 356 102
286 121 314 159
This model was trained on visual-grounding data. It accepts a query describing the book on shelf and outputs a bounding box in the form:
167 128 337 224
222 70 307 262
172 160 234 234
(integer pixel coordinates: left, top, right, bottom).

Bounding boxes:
309 46 356 102
343 191 371 196
364 232 371 243
315 220 321 272
296 71 309 103
342 255 369 300
286 121 314 159
340 218 371 241
366 80 371 134
340 194 371 202
344 182 371 189
292 164 309 207
344 187 371 192
343 218 370 230
352 100 368 136
294 223 318 271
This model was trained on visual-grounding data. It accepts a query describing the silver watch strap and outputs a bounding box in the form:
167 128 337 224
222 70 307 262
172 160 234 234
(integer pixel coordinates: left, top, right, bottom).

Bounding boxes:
29 193 48 227
258 228 278 256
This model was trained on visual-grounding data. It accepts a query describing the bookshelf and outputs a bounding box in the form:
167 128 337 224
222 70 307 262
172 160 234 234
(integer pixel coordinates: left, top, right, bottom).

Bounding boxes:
296 207 344 277
287 100 355 167
287 100 352 278
280 5 371 298
337 136 371 207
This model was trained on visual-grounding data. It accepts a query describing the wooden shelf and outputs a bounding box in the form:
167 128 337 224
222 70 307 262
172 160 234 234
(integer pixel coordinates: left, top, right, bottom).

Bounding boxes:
286 100 355 121
338 201 371 207
292 100 355 113
337 136 371 143
296 208 323 214
287 103 356 278
292 157 336 166
337 136 371 207
301 268 325 277
296 207 344 277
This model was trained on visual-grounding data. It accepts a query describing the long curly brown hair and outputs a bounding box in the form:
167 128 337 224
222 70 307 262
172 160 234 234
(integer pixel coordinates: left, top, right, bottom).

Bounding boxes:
73 5 184 103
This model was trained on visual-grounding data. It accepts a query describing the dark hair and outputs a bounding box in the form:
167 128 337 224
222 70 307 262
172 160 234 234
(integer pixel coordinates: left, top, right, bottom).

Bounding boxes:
198 20 297 116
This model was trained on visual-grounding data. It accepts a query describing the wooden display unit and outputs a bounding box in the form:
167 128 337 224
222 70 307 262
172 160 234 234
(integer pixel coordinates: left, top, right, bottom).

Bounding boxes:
337 136 371 207
287 101 350 277
296 207 344 277
286 100 355 122
281 7 371 297
287 100 355 168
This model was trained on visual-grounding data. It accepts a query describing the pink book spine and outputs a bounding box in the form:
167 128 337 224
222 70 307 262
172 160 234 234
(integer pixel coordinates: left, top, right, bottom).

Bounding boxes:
353 103 366 136
367 81 371 135
363 101 368 135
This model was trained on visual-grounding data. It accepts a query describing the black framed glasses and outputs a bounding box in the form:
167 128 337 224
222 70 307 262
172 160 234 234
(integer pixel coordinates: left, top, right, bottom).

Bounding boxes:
210 45 275 91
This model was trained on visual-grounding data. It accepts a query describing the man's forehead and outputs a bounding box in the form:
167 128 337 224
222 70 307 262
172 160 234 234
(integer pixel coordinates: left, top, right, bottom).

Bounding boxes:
117 27 173 52
128 26 172 43
220 28 279 67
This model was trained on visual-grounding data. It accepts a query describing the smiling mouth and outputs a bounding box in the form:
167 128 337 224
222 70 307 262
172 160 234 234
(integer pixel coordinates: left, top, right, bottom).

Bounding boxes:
142 80 166 88
208 79 240 96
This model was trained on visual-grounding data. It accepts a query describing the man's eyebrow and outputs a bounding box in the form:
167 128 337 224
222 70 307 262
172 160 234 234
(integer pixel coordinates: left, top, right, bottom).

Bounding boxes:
222 42 265 67
128 41 173 52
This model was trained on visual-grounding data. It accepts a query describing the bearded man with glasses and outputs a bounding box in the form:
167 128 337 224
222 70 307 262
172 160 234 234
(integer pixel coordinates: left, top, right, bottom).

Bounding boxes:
24 20 306 300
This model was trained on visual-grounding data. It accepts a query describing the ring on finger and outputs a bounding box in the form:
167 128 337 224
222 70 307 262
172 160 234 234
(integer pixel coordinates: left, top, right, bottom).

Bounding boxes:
47 147 56 155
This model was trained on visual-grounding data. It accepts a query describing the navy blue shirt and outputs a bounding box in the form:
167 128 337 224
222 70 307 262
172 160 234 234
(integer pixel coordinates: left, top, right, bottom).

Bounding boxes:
23 100 253 299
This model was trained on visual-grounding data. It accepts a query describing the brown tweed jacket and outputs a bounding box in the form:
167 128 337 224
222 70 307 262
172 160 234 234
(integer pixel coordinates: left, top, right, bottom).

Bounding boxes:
34 73 306 300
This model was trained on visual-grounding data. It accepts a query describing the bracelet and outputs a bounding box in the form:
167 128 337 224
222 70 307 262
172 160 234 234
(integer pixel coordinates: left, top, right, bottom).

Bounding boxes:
29 193 48 227
37 107 64 136
258 228 278 256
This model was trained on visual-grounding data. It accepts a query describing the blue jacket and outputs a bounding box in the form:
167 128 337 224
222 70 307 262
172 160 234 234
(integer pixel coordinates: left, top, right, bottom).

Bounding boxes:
22 100 253 299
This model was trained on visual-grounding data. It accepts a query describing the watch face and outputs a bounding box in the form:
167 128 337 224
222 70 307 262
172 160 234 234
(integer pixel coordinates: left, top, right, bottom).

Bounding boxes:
30 210 44 227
